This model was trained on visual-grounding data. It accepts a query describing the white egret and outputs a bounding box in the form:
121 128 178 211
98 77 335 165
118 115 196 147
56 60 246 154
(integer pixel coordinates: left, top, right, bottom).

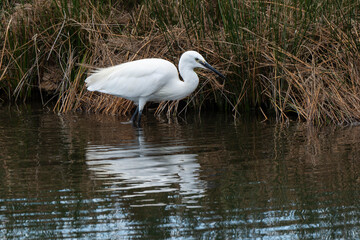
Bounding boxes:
85 50 225 125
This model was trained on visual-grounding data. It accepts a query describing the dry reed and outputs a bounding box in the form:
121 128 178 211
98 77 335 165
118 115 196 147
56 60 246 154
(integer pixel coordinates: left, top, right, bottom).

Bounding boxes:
1 0 360 124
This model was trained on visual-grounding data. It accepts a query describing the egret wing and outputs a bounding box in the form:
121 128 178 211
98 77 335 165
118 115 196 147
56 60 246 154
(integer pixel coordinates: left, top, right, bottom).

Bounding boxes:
86 59 176 100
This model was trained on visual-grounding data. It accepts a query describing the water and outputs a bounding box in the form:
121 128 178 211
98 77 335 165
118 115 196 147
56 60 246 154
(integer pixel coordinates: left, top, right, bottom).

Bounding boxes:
0 104 360 239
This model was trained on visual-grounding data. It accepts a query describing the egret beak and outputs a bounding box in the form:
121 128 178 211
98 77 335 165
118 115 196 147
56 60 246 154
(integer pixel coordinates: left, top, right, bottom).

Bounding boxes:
198 60 226 79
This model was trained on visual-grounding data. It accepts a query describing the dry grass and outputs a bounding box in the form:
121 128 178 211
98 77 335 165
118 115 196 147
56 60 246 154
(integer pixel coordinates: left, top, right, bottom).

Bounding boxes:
259 18 360 124
1 0 360 124
0 1 227 116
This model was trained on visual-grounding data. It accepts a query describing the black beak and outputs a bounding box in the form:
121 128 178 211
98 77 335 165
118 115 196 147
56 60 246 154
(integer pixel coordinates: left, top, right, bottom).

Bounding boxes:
199 61 226 79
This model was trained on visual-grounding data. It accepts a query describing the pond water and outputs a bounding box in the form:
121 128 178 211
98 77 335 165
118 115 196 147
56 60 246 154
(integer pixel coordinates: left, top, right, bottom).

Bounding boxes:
0 104 360 239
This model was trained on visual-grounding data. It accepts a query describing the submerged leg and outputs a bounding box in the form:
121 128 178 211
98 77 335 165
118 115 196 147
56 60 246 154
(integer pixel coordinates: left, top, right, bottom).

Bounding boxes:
137 109 143 126
135 99 146 126
130 106 139 122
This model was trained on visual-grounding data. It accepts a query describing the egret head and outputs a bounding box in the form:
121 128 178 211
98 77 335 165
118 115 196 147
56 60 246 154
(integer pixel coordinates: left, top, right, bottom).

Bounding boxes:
181 51 226 79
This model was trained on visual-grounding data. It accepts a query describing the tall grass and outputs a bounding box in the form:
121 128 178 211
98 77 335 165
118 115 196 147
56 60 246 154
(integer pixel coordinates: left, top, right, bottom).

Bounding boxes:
145 0 360 124
1 0 360 124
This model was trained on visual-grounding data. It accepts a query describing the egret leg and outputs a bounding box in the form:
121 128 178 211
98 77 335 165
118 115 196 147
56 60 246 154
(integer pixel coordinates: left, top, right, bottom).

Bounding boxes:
135 99 146 126
137 110 143 126
130 106 139 123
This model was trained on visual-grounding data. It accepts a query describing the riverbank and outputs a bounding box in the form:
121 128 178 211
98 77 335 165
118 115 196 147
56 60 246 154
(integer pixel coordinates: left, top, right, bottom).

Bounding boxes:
1 0 359 124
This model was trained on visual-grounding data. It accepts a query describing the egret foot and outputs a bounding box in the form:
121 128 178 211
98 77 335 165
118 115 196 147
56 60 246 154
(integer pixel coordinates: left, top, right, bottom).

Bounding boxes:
121 121 133 125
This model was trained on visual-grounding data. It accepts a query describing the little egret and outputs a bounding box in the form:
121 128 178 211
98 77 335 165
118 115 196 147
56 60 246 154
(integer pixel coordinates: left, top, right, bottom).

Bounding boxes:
85 50 225 125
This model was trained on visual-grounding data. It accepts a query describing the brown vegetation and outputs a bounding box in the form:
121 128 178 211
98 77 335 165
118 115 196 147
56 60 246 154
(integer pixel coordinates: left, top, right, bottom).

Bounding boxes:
1 0 360 124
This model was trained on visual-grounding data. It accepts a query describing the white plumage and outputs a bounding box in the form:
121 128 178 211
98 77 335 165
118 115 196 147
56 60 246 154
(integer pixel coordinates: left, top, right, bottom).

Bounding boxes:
85 50 225 125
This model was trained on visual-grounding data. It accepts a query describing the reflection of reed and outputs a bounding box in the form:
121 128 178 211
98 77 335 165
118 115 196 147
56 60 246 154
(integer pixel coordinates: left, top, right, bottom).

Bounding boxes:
0 108 90 196
1 106 360 238
193 120 360 237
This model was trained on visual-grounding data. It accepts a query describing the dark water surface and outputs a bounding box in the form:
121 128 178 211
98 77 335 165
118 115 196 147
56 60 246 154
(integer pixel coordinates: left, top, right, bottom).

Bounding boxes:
1 104 360 239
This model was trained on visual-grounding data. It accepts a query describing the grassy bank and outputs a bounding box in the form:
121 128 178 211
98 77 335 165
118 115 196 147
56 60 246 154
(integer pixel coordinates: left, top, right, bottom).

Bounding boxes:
1 0 360 124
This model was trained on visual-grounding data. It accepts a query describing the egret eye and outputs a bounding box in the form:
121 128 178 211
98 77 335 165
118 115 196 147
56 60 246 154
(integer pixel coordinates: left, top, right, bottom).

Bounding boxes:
195 58 199 62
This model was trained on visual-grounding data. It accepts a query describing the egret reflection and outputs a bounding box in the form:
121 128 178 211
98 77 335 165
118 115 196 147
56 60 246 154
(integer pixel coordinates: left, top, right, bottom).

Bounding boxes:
85 129 205 204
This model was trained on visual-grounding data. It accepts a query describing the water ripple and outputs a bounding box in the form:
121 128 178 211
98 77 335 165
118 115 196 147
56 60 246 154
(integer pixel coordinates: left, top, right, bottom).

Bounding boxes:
86 129 206 203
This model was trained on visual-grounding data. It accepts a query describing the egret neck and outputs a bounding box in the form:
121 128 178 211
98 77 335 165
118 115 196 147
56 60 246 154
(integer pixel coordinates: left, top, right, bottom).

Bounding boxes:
178 60 200 100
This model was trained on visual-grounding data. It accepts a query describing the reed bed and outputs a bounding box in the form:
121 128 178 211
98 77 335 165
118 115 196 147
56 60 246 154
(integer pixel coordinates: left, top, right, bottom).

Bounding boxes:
1 0 360 124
